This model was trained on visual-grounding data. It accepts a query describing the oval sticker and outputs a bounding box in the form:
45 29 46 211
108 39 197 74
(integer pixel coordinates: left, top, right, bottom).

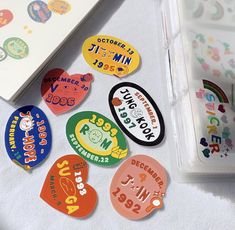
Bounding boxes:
66 111 128 166
5 105 52 170
28 1 52 23
3 37 29 59
48 0 71 15
0 9 13 28
109 82 165 146
82 35 140 78
40 154 97 218
110 155 168 220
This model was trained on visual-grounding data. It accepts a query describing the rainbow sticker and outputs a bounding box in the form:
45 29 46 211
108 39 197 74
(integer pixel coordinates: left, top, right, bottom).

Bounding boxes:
210 1 224 21
203 79 229 103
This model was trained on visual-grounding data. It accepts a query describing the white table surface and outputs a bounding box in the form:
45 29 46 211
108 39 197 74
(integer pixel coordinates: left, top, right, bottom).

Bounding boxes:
0 0 235 229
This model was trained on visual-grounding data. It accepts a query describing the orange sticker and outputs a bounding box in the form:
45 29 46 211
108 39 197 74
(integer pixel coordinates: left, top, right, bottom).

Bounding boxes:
82 35 140 78
0 10 13 28
41 68 93 115
40 154 97 218
48 0 71 15
110 155 168 220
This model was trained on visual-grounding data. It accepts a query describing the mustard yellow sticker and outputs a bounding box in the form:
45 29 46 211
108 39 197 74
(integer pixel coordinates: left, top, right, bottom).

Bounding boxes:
82 35 140 78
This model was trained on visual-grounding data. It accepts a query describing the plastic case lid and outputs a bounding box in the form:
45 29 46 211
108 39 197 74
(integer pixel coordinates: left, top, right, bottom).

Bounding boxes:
161 0 235 178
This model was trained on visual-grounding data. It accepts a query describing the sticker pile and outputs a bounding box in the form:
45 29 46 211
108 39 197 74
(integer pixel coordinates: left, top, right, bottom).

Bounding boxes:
3 34 168 220
0 0 71 63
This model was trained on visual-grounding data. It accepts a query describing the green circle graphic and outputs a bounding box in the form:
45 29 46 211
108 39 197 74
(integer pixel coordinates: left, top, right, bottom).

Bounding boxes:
3 37 29 59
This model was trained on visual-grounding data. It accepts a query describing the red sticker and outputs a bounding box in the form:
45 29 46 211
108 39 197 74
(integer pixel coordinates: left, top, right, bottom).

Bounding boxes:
110 155 168 220
0 10 13 28
41 68 94 115
40 154 97 218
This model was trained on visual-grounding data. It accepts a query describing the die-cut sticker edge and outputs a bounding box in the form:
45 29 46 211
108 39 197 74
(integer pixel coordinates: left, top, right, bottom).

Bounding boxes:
66 111 128 167
4 105 52 171
82 35 140 78
110 154 168 220
109 82 165 146
40 154 98 218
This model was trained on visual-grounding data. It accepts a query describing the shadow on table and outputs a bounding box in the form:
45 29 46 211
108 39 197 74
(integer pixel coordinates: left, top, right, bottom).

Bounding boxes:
16 0 125 106
194 181 235 203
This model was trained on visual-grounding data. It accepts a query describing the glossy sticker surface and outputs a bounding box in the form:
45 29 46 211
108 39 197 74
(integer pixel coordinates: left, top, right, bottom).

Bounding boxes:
3 37 29 59
41 68 94 115
109 82 165 146
0 9 13 28
0 47 7 62
195 79 235 161
5 105 52 170
40 155 97 218
48 0 71 14
82 35 140 78
28 1 52 23
110 155 168 220
66 111 128 166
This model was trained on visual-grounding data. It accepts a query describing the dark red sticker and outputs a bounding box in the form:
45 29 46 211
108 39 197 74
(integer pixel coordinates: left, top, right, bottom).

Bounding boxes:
41 68 94 115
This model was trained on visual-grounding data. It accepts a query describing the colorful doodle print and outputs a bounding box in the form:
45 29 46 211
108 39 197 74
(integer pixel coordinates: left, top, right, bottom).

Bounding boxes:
192 32 235 82
28 0 71 23
0 0 72 63
196 79 235 159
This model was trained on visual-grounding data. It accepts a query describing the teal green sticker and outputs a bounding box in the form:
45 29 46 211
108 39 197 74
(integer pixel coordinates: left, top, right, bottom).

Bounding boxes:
3 37 29 59
66 111 128 167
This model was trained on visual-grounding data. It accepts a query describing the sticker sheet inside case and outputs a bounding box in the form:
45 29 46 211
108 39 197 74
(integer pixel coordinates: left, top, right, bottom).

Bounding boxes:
162 0 235 176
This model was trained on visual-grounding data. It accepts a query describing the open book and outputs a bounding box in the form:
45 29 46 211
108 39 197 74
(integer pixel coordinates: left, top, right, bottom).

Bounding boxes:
0 0 100 102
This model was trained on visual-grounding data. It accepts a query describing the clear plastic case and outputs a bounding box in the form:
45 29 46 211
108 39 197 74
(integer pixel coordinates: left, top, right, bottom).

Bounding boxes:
161 0 235 179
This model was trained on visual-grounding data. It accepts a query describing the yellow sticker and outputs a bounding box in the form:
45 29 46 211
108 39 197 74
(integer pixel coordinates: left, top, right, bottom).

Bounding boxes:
82 35 140 78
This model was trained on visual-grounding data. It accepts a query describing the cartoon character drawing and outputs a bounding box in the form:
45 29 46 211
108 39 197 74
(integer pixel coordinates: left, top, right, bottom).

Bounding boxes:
130 108 143 118
20 116 34 132
3 37 29 59
89 129 103 144
28 1 52 23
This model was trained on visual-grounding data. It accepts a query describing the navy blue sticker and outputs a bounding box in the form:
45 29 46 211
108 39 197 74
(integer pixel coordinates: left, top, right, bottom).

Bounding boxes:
5 105 52 170
28 1 52 23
